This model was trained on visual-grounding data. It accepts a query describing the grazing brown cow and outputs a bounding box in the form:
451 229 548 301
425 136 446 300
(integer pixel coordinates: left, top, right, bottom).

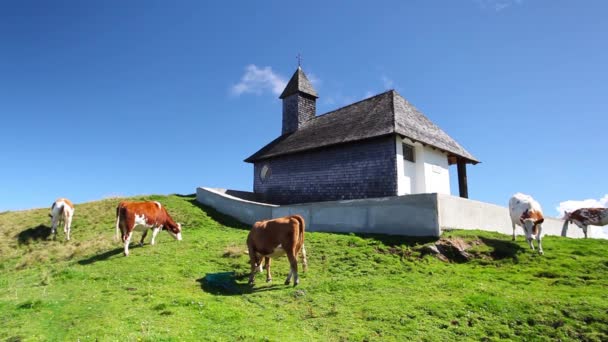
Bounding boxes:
247 215 308 286
562 208 608 238
49 198 75 241
115 201 182 256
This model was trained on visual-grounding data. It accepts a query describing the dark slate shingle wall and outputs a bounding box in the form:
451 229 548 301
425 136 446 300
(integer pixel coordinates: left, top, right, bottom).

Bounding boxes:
253 136 397 204
282 93 316 134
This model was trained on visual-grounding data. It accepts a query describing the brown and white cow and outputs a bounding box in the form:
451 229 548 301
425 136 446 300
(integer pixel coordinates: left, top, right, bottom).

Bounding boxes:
562 208 608 238
115 201 182 256
49 198 75 241
247 215 308 286
509 193 545 254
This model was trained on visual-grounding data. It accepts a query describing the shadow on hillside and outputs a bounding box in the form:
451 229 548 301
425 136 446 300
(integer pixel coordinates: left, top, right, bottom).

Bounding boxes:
335 231 438 247
77 246 138 265
197 272 283 296
174 193 195 198
479 237 524 259
186 199 250 230
17 225 53 245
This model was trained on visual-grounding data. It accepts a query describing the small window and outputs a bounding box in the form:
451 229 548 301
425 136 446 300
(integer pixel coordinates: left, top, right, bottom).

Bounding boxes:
402 143 415 163
259 164 271 183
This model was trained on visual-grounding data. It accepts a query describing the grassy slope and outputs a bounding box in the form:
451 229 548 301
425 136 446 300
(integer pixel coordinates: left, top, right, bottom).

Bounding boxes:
0 194 607 342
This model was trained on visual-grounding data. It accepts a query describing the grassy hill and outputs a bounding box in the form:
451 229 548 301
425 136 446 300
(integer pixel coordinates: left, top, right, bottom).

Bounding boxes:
0 194 607 341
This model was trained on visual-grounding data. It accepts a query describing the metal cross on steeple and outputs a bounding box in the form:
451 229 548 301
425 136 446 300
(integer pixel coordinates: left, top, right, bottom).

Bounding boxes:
296 53 302 67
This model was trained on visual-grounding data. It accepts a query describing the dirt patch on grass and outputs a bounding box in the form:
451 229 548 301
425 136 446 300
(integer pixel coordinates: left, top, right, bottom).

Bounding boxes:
223 244 246 258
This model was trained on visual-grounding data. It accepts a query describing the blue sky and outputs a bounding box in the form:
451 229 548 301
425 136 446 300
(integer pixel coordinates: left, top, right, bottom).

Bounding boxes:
1 0 606 216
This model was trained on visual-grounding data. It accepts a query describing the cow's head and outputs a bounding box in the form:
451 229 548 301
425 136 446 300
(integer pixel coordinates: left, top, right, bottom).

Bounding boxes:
521 217 544 235
166 223 182 241
521 210 544 235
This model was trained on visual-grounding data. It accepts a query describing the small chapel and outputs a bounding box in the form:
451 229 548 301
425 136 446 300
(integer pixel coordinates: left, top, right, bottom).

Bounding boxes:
245 67 479 205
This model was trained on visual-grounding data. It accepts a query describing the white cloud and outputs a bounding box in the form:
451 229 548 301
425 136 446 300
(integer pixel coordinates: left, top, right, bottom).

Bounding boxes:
231 65 287 96
475 0 523 11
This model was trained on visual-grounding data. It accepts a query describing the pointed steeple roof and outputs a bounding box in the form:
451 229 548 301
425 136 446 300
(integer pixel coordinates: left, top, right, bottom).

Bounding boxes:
279 67 318 99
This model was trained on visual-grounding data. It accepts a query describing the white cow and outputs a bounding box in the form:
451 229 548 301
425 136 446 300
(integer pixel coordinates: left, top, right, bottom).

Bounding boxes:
509 193 545 254
49 198 75 241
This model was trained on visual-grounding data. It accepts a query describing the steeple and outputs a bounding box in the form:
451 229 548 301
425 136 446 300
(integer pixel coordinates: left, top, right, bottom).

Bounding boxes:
280 67 318 134
279 66 318 99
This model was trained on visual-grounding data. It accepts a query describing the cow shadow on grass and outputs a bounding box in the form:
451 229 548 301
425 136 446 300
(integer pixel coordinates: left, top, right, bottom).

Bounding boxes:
17 225 53 245
197 272 284 296
77 245 140 265
479 237 524 260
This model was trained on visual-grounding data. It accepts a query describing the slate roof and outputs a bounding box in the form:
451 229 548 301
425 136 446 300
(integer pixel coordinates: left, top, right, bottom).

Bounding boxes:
245 90 479 164
279 67 318 99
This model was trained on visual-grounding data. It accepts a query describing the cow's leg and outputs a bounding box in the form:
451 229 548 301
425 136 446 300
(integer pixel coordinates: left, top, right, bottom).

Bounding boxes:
285 252 299 286
139 229 148 246
583 225 588 239
511 223 516 241
115 215 122 242
124 232 132 256
64 213 73 241
247 246 258 285
265 257 272 282
150 227 161 245
51 215 59 238
300 244 308 272
525 229 535 251
56 217 64 240
536 226 543 255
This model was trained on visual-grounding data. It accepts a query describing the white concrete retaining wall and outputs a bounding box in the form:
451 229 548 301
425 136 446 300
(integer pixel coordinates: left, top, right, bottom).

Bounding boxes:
196 187 601 239
196 187 440 236
274 193 439 236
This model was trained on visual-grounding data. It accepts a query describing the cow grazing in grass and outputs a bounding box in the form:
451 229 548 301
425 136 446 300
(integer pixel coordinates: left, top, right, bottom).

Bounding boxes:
247 215 308 286
49 198 75 241
562 208 608 238
115 201 182 256
509 193 545 254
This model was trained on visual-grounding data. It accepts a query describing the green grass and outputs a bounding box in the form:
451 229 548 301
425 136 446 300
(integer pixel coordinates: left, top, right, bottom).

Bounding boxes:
1 194 607 341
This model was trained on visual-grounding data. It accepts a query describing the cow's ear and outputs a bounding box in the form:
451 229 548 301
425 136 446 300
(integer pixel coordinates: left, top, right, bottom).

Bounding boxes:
536 218 544 225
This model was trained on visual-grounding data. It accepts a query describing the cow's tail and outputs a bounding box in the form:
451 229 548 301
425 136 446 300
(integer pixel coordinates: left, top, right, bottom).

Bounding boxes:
55 204 65 221
292 215 308 271
62 204 69 221
115 205 122 242
291 215 305 244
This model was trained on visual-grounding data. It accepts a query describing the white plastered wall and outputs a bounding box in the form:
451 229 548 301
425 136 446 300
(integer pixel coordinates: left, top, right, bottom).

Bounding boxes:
396 136 451 195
